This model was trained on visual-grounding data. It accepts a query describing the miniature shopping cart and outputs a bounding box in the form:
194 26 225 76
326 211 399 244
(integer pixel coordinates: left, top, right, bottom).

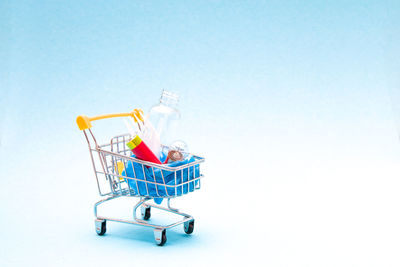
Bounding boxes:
76 111 205 246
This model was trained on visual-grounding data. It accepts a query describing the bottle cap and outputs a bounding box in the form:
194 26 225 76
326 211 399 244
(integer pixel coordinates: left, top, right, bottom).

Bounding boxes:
163 150 184 164
126 135 142 150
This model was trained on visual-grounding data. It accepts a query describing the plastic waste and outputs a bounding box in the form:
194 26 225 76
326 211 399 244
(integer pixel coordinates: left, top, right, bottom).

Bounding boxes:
163 140 189 164
123 109 162 159
126 135 162 164
147 90 181 147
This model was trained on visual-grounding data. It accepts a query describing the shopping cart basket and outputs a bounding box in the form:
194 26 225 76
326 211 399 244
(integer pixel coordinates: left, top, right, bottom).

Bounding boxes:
76 111 205 246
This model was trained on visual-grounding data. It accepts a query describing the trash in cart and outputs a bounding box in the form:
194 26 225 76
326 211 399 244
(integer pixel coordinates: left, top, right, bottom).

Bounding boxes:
76 90 205 246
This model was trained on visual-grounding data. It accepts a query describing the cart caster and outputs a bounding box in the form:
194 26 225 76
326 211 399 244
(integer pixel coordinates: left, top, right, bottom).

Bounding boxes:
154 228 167 246
184 219 194 234
95 219 106 236
141 206 151 220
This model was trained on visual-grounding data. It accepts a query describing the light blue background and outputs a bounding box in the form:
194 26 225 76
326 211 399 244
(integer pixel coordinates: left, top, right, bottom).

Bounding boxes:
1 1 400 266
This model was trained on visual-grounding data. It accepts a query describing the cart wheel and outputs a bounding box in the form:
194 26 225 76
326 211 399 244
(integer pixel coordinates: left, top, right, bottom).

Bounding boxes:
184 219 195 234
154 228 167 246
141 206 151 220
95 219 106 236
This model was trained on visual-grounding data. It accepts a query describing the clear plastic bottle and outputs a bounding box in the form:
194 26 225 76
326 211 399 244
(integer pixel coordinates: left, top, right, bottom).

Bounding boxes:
147 90 181 147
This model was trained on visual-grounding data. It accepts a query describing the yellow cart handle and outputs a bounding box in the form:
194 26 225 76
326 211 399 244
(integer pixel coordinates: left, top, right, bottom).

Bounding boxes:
76 109 144 130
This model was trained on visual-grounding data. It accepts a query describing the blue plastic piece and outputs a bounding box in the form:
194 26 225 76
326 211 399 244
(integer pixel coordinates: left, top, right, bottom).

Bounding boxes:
122 155 200 204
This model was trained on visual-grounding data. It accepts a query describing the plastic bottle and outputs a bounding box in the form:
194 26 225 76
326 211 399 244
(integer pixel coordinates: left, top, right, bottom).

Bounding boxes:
147 90 181 147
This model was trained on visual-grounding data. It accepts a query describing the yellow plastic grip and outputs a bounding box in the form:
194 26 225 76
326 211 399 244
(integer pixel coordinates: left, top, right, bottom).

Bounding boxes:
76 109 144 130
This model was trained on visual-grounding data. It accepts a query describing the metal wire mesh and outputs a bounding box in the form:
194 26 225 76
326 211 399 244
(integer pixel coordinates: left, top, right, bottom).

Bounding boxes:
86 133 204 197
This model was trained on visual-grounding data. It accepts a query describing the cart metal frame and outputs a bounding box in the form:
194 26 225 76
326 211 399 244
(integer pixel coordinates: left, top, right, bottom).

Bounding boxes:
77 112 204 245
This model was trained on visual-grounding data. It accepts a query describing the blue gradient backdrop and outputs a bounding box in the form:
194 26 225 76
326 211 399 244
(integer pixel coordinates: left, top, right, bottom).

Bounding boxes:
1 1 400 266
